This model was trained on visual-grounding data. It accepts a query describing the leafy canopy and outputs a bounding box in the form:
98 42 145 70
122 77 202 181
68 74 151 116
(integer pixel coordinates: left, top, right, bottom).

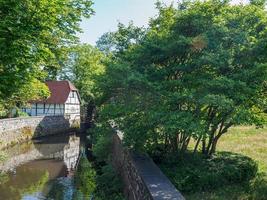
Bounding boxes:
59 44 106 105
95 0 267 156
0 0 93 112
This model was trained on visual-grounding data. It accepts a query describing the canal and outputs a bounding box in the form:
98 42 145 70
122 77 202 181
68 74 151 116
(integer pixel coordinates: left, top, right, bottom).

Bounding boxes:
0 133 91 200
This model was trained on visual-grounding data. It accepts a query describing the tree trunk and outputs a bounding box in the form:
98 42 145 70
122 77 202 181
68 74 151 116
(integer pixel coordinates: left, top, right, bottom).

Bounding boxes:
181 136 190 152
208 138 218 156
206 124 219 154
164 133 168 151
202 139 207 155
193 136 201 154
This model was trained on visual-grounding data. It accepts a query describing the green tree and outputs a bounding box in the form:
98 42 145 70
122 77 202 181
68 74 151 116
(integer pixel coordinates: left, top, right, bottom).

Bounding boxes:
0 0 93 114
59 44 106 122
96 1 267 156
59 44 105 103
96 22 145 56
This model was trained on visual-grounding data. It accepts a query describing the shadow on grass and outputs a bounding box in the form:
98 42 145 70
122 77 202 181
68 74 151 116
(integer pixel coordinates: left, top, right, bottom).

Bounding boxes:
248 173 267 200
184 172 267 200
157 151 258 194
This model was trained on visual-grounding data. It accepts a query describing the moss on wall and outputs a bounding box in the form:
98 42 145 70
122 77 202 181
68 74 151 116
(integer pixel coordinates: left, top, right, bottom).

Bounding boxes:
21 126 34 140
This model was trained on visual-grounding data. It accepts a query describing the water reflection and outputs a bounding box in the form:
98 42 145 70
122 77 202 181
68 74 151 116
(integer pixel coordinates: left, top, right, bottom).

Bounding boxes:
0 134 80 173
0 133 86 200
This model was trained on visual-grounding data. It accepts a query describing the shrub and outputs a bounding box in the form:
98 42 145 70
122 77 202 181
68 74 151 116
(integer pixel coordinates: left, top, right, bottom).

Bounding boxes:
95 164 125 200
89 123 125 200
74 155 96 196
15 110 29 117
93 134 112 163
159 152 258 193
249 173 267 200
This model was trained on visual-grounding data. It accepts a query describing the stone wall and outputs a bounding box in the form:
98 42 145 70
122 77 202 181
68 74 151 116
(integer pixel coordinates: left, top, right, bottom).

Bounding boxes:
111 133 185 200
0 116 79 149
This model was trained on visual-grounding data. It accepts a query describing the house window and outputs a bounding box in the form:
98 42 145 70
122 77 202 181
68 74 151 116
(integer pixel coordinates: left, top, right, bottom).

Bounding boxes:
72 91 75 98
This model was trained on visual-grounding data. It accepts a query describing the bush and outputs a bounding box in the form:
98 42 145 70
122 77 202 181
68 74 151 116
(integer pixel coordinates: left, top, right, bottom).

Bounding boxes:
95 164 125 200
74 155 96 196
89 123 125 200
15 110 29 117
158 152 258 193
93 134 112 163
249 173 267 200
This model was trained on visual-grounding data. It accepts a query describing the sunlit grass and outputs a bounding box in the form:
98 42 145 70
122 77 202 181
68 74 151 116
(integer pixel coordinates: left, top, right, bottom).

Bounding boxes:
218 126 267 172
185 126 267 200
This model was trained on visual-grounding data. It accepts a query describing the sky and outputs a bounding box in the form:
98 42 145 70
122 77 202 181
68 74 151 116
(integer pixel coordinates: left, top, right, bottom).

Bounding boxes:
78 0 249 45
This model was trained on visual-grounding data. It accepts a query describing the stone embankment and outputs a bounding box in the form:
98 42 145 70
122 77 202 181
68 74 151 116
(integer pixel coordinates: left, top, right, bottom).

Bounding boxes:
0 116 78 149
111 132 185 200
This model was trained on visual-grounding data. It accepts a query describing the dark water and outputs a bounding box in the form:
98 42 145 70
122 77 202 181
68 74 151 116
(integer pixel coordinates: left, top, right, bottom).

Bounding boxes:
0 133 91 200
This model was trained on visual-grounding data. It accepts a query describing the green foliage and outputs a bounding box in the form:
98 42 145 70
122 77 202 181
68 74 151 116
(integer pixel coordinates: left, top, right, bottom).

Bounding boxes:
89 123 125 200
19 171 49 196
159 152 258 193
96 22 145 55
0 151 7 165
95 0 267 156
93 133 112 163
0 0 93 111
250 0 267 7
248 173 267 200
186 125 267 199
0 168 49 200
0 172 8 185
15 110 29 118
94 164 125 200
46 178 75 200
0 151 8 184
74 155 96 196
59 44 106 104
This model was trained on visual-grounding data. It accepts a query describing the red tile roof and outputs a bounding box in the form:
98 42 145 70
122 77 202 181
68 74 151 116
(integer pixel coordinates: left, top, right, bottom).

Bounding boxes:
31 81 79 104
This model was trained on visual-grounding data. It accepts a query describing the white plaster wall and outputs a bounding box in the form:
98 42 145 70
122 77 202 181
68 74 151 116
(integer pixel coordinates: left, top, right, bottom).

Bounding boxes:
23 103 64 116
65 91 80 122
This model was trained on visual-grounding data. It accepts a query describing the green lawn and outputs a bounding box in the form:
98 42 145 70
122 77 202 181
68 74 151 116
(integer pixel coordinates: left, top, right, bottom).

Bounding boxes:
186 126 267 200
218 126 267 172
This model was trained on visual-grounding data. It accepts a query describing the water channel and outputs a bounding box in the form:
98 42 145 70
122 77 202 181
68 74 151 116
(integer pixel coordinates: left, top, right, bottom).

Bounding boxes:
0 133 90 200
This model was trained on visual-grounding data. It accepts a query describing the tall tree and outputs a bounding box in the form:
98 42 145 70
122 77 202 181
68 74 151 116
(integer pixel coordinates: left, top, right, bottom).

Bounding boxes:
59 44 106 123
96 1 267 156
0 0 93 113
96 22 145 56
59 44 106 104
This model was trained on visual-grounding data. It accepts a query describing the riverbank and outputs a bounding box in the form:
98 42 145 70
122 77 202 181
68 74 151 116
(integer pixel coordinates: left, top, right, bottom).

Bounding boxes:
0 116 79 149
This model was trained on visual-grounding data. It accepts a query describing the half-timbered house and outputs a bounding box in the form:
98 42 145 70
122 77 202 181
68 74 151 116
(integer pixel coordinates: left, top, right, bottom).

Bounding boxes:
22 81 81 122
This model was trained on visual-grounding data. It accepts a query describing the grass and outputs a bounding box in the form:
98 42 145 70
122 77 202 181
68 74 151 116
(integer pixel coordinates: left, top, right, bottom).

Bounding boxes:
185 126 267 200
159 151 258 194
218 126 267 172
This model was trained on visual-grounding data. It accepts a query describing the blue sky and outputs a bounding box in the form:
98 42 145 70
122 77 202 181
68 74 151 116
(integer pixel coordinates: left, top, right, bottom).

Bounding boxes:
78 0 249 45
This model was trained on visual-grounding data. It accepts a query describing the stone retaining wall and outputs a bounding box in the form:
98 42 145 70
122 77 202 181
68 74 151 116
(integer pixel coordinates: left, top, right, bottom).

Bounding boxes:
111 133 185 200
0 116 79 149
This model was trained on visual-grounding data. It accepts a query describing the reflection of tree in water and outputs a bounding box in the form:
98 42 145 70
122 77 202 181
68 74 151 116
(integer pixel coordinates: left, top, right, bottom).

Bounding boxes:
0 134 80 173
46 178 73 200
46 178 90 200
74 155 96 197
0 134 92 200
46 182 88 200
0 166 49 200
0 172 8 185
46 155 95 200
